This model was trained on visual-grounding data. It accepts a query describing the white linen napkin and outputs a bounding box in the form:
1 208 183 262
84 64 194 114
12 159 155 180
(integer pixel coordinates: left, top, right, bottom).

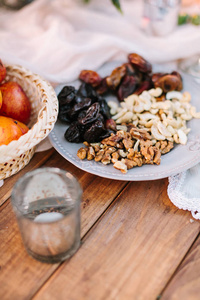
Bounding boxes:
0 0 200 217
168 164 200 220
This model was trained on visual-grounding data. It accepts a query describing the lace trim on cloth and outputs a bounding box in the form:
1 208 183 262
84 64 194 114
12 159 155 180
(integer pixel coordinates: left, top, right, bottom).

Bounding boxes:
168 164 200 220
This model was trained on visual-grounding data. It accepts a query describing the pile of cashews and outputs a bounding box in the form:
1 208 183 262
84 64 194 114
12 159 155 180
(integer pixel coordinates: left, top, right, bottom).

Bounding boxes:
108 87 200 145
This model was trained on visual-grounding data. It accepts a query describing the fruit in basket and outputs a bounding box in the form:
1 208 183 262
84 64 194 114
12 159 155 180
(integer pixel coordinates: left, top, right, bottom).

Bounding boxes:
0 116 29 146
0 81 31 124
0 60 6 84
0 91 2 110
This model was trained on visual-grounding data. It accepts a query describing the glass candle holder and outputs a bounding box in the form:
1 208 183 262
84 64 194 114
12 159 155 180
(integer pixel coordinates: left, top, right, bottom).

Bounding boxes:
11 167 82 263
142 0 181 36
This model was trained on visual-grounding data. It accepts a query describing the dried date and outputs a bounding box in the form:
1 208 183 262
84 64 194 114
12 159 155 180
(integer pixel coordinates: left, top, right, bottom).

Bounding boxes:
79 70 102 87
128 53 152 73
106 65 126 90
117 75 137 101
154 73 182 93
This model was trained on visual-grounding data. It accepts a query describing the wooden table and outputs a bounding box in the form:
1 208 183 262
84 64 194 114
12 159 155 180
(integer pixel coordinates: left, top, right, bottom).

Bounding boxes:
0 147 200 300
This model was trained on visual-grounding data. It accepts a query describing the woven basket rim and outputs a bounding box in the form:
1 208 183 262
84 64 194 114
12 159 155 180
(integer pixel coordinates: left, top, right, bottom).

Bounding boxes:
0 64 58 163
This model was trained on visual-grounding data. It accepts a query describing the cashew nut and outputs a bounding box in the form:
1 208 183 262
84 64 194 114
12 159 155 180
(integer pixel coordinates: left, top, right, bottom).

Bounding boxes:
177 129 187 145
166 91 183 101
151 124 166 140
157 121 172 137
190 106 200 118
148 87 163 97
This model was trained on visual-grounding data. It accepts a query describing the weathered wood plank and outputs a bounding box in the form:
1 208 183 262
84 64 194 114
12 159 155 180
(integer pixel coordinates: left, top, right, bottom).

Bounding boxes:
161 232 200 300
33 179 200 300
0 152 127 300
0 148 55 206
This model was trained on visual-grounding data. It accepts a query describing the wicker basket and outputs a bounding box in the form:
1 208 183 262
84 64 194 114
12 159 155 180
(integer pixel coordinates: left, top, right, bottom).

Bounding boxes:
0 64 58 180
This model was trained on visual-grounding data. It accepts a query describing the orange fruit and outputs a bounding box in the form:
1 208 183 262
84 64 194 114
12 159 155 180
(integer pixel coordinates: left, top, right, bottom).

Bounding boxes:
0 116 29 146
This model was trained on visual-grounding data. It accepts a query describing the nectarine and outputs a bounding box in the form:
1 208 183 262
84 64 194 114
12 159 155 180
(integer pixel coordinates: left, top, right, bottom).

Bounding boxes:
0 81 31 124
0 116 29 146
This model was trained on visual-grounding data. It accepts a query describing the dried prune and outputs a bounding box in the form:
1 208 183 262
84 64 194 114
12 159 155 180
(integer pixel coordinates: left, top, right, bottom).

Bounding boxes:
83 119 106 143
79 70 102 87
98 98 111 119
58 103 73 123
58 86 77 105
99 129 115 140
78 102 100 125
70 98 92 120
128 53 152 73
77 82 99 103
77 109 87 120
106 65 126 90
64 122 83 143
117 75 137 101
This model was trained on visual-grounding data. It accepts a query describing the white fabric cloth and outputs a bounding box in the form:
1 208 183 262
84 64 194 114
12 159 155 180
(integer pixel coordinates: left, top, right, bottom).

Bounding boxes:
0 0 200 217
0 0 200 85
168 164 200 220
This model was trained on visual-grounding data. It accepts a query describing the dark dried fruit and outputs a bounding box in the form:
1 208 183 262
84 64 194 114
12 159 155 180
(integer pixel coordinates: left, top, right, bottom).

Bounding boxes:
134 79 153 95
106 65 126 90
123 63 142 84
58 86 77 105
78 102 100 125
77 82 99 103
83 119 106 143
117 75 137 101
98 98 111 119
96 77 109 95
64 122 83 143
128 53 152 73
79 70 102 87
70 98 92 119
58 105 72 123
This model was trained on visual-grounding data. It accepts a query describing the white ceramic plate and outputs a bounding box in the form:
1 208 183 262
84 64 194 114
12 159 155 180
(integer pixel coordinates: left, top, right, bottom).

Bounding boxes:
49 61 200 181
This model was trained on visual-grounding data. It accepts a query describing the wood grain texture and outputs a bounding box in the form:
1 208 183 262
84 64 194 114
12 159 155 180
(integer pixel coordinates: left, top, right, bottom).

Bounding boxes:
0 148 55 207
0 200 59 300
33 179 200 300
41 152 128 236
0 152 127 300
162 233 200 300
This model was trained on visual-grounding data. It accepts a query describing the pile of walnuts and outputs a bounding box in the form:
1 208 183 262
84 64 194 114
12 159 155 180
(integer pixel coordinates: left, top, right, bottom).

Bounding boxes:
77 125 174 174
